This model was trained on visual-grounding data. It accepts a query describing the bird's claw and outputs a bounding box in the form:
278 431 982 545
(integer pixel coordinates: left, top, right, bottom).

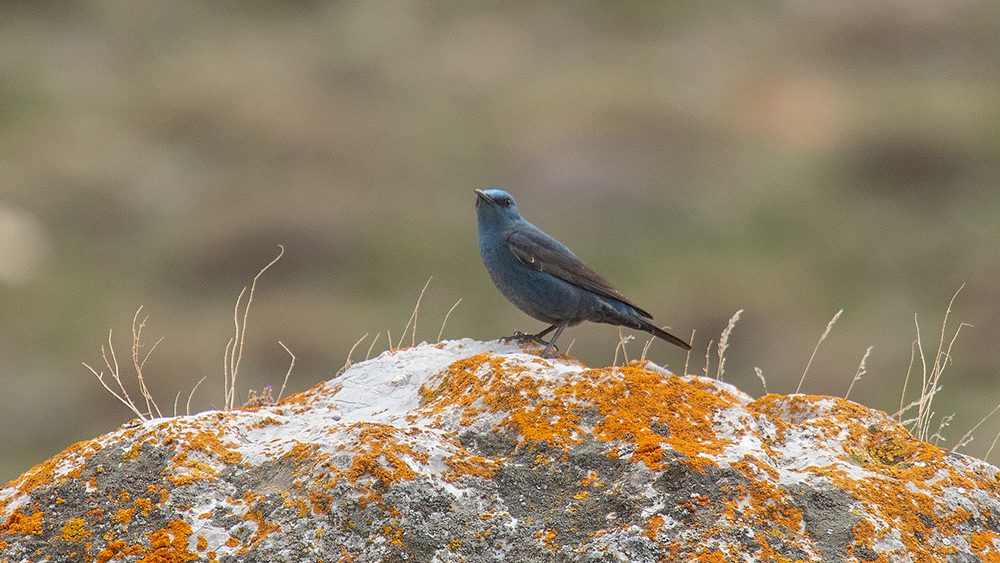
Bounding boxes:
501 331 558 353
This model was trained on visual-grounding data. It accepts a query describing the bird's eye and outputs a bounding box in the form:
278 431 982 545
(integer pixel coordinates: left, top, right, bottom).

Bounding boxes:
502 198 512 208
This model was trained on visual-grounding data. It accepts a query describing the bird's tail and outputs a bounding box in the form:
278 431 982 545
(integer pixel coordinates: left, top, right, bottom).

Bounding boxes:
637 318 692 351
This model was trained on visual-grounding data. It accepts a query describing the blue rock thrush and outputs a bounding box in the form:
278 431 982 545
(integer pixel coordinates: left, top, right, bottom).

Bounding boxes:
474 189 691 357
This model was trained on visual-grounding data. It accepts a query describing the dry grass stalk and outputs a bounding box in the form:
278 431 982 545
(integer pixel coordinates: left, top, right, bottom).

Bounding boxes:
84 329 141 420
398 277 432 349
702 339 713 378
613 328 635 367
985 431 1000 461
716 309 742 381
913 289 970 443
338 333 370 376
437 298 462 342
186 376 208 416
131 307 163 418
796 309 843 394
365 333 381 360
956 400 1000 454
892 286 970 444
754 367 767 395
683 329 695 376
897 340 918 423
931 414 954 447
276 341 295 401
639 336 654 363
224 245 284 410
844 346 873 401
83 306 162 421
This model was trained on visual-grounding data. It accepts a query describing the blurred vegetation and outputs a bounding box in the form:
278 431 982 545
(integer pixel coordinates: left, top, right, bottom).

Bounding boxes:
2 0 999 483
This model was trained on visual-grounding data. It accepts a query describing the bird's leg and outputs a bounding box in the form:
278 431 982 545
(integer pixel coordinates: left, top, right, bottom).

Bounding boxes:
503 324 558 345
539 325 567 358
533 325 559 340
502 324 565 355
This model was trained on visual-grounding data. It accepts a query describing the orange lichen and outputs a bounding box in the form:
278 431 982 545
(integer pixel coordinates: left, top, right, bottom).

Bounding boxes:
249 416 284 429
536 528 559 551
141 519 197 563
7 459 57 499
5 346 999 562
242 510 281 547
151 485 171 505
833 468 953 559
2 508 43 535
971 530 1000 562
417 355 736 475
283 496 311 518
729 463 803 532
287 441 320 462
308 491 333 514
507 398 583 447
745 393 1000 562
643 515 665 541
565 367 729 469
441 449 502 482
166 451 219 486
379 522 404 547
124 442 144 462
340 423 427 488
356 484 381 509
112 508 134 525
96 539 127 563
1 439 104 506
185 430 243 465
851 519 877 551
61 518 92 542
278 381 325 406
241 490 265 506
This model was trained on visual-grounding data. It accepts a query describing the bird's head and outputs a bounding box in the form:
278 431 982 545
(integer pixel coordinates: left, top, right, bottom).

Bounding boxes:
474 189 522 226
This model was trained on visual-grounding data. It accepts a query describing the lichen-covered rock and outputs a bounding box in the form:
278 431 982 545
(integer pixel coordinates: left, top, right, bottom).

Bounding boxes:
2 339 999 562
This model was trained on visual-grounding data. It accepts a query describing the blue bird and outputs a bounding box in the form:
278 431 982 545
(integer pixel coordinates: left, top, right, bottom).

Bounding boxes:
474 189 691 357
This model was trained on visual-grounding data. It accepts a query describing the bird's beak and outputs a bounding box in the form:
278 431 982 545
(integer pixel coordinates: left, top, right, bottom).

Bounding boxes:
474 189 493 205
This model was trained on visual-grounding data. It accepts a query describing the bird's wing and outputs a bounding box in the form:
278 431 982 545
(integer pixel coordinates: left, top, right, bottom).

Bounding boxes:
505 227 654 319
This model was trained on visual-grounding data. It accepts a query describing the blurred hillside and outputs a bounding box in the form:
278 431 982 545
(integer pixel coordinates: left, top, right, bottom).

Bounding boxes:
2 0 999 484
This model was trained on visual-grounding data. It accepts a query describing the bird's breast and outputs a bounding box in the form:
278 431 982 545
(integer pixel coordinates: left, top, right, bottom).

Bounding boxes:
479 239 600 325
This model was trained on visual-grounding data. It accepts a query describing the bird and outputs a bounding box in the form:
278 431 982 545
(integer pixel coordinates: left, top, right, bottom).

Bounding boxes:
474 188 691 357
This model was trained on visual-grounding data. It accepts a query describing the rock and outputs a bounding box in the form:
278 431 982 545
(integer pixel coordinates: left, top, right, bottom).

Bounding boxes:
2 339 999 562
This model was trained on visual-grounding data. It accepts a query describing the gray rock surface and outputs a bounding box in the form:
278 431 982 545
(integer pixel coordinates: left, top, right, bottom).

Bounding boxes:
2 339 999 562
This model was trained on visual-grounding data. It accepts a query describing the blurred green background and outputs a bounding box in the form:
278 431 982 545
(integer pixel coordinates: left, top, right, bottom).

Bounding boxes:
2 1 999 484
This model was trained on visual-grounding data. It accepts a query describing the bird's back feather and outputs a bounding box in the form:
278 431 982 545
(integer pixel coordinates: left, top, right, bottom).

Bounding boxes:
504 227 654 320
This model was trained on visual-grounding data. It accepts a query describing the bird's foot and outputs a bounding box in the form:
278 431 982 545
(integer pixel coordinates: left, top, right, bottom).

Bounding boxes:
501 331 558 353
